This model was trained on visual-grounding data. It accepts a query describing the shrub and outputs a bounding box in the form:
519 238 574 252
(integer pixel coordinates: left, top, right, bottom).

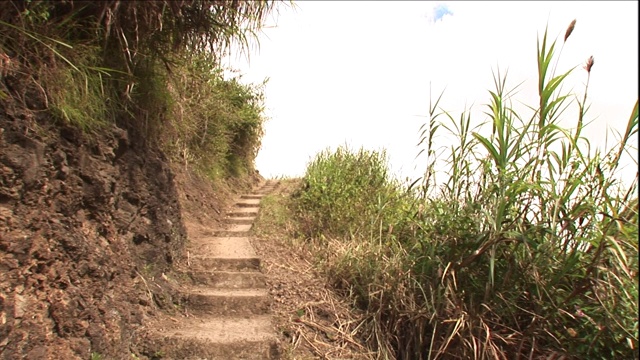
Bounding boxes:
293 145 413 242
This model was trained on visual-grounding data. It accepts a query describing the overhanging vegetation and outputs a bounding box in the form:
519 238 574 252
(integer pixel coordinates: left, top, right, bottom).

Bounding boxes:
0 0 283 177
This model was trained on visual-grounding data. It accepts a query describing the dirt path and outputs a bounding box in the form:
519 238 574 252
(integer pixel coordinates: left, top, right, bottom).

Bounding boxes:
140 180 281 359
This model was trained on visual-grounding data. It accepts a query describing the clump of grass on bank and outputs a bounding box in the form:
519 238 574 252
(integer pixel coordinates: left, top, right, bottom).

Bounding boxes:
162 56 268 178
293 146 415 242
0 0 281 178
292 22 638 359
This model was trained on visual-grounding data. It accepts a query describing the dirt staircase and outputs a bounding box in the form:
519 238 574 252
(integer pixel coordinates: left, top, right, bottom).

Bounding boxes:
142 180 281 359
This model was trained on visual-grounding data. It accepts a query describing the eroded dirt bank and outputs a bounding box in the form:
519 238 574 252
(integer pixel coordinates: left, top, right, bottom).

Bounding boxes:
0 102 257 359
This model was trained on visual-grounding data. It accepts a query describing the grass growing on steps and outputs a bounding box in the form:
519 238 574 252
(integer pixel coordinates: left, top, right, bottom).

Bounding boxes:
290 22 638 360
252 179 300 241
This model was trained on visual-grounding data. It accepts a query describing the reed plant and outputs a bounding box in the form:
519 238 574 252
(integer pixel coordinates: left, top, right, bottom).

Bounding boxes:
293 21 638 359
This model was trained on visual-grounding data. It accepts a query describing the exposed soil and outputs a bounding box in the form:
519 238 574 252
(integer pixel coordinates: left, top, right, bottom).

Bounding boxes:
0 67 371 359
251 180 375 360
0 94 260 359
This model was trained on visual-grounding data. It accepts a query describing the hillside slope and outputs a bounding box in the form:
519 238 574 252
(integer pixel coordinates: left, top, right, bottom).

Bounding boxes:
0 2 276 357
0 103 260 359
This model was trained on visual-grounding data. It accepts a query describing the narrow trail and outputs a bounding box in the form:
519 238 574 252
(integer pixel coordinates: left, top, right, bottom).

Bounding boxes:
142 180 281 359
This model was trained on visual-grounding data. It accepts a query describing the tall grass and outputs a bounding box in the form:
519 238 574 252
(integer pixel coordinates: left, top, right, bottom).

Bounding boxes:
293 22 638 359
163 54 268 178
294 146 413 242
0 0 281 177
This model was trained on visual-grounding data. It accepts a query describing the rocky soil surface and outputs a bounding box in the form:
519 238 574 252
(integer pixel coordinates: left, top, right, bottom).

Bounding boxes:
0 100 260 359
0 94 371 359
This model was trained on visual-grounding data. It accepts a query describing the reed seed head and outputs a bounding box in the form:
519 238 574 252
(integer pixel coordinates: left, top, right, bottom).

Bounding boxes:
564 19 576 42
584 56 594 73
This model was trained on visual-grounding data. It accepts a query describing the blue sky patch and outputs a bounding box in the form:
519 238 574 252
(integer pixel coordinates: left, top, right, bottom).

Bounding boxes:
433 4 453 22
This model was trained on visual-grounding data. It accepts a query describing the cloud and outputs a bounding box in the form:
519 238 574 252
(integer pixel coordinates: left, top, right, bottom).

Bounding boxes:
432 4 453 22
230 1 638 181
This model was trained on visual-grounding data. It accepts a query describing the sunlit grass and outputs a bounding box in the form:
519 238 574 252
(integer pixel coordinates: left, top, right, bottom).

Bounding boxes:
293 21 638 359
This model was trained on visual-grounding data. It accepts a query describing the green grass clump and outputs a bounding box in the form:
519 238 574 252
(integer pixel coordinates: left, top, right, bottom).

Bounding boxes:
293 145 414 243
293 22 638 359
162 56 267 178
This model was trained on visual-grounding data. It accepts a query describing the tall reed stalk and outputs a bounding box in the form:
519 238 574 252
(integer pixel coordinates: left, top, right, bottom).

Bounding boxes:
294 20 638 359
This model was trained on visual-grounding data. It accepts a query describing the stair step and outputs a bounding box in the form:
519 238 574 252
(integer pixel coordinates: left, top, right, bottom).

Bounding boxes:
241 194 265 200
211 229 251 237
223 224 253 232
227 208 259 217
189 237 257 259
143 315 280 360
199 224 252 237
236 199 261 207
183 288 270 315
256 184 278 194
190 256 261 272
224 217 255 225
188 270 266 289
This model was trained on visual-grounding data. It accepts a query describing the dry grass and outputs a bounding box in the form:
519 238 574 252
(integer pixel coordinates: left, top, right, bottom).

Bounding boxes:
252 179 379 360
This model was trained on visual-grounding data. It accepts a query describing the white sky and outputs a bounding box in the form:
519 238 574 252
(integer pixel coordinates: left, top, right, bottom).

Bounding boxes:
225 1 639 185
